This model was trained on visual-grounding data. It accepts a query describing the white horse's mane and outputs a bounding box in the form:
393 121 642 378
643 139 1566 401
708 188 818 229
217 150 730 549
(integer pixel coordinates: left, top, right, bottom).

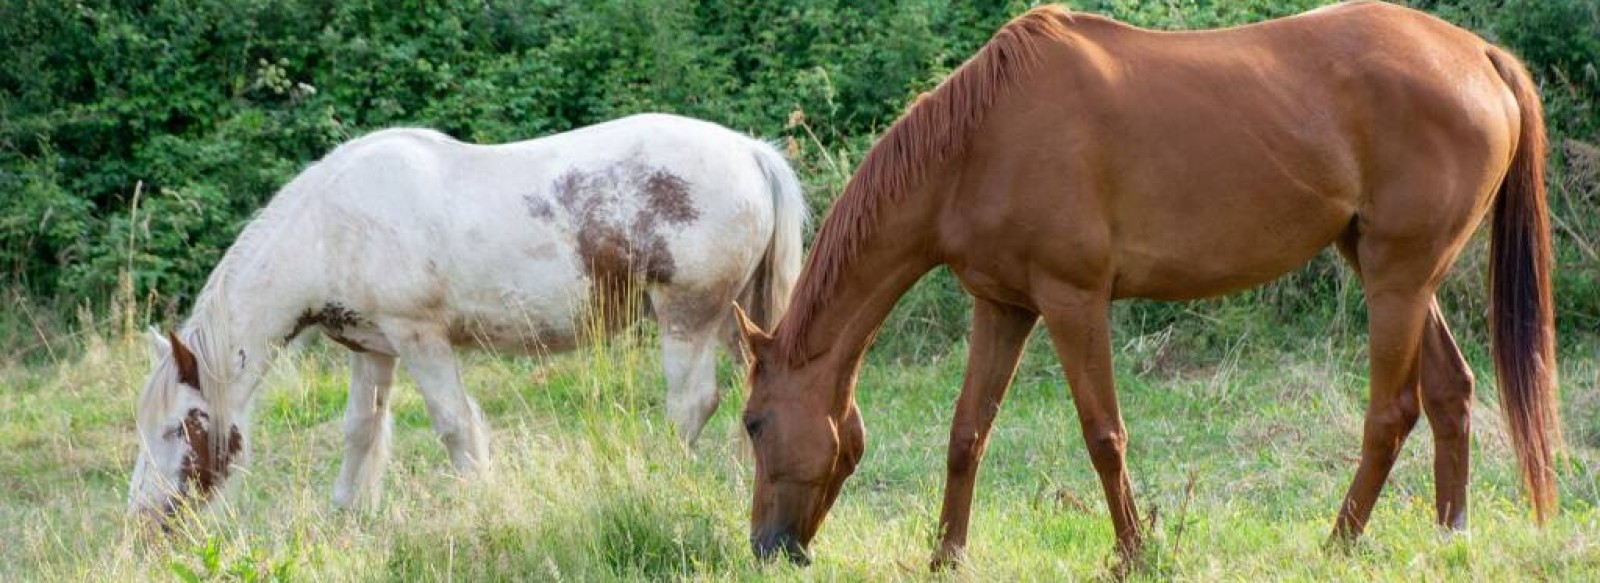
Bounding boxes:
168 137 347 426
171 128 461 427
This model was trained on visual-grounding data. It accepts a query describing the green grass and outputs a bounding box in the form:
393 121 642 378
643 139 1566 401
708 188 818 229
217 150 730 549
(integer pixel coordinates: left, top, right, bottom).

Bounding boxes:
2 306 1598 581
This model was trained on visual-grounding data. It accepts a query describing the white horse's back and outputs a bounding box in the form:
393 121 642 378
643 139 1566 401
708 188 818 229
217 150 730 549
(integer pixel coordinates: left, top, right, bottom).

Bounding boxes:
270 114 795 356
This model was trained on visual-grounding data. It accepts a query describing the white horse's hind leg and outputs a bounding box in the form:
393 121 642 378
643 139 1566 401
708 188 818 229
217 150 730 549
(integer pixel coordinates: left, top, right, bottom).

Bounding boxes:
661 325 720 445
384 322 492 473
333 351 397 509
654 291 733 446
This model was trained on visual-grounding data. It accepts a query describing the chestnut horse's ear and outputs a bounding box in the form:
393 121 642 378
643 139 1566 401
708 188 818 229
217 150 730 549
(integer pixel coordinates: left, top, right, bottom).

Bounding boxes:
168 331 201 390
731 302 772 357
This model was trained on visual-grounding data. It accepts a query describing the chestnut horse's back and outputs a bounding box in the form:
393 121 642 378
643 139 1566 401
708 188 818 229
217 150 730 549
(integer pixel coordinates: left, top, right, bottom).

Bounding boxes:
958 2 1525 300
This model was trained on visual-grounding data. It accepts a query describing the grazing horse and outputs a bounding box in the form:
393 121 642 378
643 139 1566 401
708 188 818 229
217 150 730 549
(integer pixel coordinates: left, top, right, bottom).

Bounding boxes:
735 2 1560 568
128 114 806 518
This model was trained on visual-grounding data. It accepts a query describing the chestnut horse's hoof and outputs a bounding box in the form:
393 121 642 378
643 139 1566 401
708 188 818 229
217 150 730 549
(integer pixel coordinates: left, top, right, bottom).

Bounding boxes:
928 546 965 572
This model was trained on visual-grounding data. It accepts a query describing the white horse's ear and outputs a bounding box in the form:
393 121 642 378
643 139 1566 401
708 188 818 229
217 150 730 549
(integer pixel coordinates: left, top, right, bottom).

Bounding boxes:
167 331 201 389
147 326 172 359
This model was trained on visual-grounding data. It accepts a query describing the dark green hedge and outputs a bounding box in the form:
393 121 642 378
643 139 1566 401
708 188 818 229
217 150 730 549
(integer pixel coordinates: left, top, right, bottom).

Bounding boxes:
2 0 1595 335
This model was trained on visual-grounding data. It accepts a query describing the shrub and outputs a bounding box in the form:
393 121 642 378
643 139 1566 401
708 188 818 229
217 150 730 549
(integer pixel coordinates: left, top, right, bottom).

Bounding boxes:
2 0 1595 357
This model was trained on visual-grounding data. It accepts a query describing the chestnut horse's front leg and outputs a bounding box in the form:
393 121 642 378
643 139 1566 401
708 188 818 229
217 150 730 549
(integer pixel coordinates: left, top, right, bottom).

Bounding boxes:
931 297 1037 570
1039 290 1144 565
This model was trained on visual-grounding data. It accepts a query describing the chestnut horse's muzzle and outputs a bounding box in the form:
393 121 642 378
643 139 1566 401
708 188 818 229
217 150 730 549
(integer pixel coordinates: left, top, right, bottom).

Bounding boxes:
751 528 811 565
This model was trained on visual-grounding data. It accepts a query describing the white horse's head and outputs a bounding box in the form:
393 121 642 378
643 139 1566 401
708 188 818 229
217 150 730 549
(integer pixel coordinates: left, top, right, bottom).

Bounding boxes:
128 327 243 521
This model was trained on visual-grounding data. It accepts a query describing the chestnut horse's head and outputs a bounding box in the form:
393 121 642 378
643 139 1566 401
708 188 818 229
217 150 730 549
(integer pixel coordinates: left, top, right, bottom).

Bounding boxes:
735 306 865 565
128 328 243 523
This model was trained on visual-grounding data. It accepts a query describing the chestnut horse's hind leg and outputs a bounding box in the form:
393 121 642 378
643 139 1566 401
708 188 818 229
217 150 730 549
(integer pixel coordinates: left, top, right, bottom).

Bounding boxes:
1039 290 1144 562
333 351 397 510
931 298 1037 570
1335 236 1475 533
1419 301 1474 530
1331 229 1452 540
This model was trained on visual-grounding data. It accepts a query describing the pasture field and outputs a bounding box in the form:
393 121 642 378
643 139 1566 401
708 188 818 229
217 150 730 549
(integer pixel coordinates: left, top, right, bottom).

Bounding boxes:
3 0 1597 581
2 290 1597 581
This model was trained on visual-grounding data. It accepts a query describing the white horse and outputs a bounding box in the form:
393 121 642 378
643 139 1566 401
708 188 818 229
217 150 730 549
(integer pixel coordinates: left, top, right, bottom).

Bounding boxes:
128 114 806 517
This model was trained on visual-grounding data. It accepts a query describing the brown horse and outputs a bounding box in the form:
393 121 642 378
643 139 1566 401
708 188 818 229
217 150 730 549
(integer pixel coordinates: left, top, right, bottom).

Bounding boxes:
733 1 1561 568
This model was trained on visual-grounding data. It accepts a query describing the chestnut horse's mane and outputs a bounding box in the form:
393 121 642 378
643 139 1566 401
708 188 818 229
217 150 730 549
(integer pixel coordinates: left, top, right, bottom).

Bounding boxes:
775 7 1075 364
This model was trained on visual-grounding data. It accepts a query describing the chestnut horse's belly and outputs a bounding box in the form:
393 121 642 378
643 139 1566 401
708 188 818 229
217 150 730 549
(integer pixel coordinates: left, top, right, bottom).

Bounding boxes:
1108 188 1358 301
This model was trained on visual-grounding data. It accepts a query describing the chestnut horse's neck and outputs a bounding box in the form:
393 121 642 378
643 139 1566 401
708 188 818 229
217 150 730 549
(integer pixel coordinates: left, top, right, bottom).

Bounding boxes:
770 192 941 400
766 6 1072 400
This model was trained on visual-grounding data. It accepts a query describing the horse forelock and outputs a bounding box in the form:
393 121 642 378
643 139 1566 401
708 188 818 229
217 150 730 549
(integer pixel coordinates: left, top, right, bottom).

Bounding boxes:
134 336 244 498
774 6 1073 365
177 406 243 495
137 282 256 459
140 322 243 432
135 356 185 434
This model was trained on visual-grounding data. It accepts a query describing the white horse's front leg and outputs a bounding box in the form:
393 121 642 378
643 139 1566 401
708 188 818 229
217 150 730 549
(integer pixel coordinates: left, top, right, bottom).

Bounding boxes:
333 351 397 510
384 322 491 474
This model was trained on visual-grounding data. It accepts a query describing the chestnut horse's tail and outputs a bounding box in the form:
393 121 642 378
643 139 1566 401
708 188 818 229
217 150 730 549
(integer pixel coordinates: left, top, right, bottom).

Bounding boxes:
1485 46 1561 524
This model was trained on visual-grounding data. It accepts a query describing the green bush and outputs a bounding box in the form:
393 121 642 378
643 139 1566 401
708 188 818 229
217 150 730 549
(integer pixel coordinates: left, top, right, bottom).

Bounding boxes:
2 0 1596 359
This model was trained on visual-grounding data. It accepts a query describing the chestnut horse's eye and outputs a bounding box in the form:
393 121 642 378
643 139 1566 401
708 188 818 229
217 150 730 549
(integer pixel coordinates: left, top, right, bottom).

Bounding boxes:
744 417 765 438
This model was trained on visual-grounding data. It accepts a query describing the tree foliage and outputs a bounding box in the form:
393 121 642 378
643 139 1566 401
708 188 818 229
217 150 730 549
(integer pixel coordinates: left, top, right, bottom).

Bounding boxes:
2 0 1595 329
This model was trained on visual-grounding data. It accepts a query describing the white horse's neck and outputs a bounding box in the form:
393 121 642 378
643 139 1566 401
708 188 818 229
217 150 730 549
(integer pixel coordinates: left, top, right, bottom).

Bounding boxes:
176 193 320 429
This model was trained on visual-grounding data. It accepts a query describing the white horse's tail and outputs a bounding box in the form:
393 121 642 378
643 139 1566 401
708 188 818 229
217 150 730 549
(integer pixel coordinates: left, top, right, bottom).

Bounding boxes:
744 140 808 330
